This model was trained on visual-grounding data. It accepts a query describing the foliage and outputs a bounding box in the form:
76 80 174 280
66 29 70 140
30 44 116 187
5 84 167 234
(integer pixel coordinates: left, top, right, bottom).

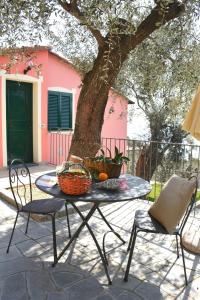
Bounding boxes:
1 0 200 158
147 182 200 202
1 1 199 74
116 23 200 129
114 15 200 180
95 146 130 165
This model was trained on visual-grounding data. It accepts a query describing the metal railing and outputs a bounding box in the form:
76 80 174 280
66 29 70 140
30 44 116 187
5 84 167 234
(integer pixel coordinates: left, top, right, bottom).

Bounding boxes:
48 132 200 200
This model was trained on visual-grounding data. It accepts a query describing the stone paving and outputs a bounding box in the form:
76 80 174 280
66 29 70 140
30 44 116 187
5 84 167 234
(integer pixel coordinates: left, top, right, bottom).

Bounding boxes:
0 167 200 299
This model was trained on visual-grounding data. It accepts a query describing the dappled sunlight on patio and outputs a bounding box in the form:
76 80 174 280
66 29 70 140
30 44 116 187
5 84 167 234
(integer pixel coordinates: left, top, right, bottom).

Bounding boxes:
0 194 200 299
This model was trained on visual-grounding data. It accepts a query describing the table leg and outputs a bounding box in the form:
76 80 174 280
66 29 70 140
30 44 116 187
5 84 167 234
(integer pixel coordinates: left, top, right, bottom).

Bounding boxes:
97 207 125 244
71 202 112 285
53 202 112 285
53 203 97 265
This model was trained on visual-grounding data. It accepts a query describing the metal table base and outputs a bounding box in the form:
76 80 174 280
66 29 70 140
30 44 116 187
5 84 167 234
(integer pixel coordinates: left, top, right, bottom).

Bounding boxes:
53 202 125 285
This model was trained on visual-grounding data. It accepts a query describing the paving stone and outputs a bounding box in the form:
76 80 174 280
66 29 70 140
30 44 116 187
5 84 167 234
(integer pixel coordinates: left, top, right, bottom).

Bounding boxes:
66 277 104 300
23 222 52 239
27 270 56 300
49 262 88 277
115 291 142 300
51 271 83 288
0 226 29 247
0 190 200 300
107 286 126 298
174 275 200 300
0 257 42 279
16 238 48 258
35 247 70 264
47 292 69 300
1 272 28 300
0 244 22 262
160 264 190 289
124 262 153 282
95 292 114 300
160 280 185 298
111 274 142 292
135 282 166 300
30 234 53 251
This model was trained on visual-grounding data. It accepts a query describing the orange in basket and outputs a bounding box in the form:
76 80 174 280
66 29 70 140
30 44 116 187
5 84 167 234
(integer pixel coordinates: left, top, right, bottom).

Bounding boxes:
98 172 108 181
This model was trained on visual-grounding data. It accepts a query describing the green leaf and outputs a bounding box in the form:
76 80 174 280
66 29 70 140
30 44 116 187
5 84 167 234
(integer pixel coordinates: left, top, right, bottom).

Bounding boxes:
100 148 105 156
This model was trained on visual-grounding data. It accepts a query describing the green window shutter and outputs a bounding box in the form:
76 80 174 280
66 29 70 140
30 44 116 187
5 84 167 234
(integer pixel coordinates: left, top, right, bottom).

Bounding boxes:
48 91 73 131
48 91 60 131
60 93 72 129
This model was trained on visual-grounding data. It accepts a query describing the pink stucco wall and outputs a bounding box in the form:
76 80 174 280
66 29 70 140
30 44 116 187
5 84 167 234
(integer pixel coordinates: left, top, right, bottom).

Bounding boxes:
0 76 3 167
103 90 128 138
45 52 128 163
0 47 128 167
47 52 128 139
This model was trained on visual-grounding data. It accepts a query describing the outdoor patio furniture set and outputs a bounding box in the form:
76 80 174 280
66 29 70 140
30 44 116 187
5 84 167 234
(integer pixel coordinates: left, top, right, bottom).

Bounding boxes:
6 159 199 287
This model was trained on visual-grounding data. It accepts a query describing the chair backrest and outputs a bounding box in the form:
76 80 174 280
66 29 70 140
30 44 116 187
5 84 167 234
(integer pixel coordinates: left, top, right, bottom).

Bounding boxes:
179 176 198 236
9 159 32 210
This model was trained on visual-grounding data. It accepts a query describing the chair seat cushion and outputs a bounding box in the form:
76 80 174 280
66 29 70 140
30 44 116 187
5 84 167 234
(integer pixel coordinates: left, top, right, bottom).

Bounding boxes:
134 210 169 234
22 198 65 214
182 231 200 254
148 175 196 234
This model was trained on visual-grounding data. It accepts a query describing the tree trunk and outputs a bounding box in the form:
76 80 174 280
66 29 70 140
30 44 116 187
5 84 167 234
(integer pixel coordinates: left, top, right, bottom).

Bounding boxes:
135 144 166 181
69 37 129 157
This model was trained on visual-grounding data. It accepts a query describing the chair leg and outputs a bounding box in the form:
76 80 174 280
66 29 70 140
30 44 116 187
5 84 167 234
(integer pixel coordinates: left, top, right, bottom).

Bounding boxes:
180 241 188 286
127 223 135 251
124 226 137 282
175 235 179 258
51 214 57 265
25 213 30 234
7 212 19 253
65 203 71 238
193 200 196 218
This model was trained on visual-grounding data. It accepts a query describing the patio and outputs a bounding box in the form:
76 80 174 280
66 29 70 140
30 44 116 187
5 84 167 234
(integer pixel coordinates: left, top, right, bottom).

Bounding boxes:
0 166 200 299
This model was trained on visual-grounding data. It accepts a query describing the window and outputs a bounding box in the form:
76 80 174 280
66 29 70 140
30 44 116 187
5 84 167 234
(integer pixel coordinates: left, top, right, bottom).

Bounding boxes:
48 91 72 131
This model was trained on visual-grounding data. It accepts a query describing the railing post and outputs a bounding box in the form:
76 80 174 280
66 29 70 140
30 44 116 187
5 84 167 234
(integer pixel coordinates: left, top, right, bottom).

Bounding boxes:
131 140 136 175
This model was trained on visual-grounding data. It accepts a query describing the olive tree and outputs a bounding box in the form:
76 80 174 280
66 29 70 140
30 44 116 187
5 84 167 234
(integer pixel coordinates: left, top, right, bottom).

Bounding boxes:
1 0 200 157
115 21 200 180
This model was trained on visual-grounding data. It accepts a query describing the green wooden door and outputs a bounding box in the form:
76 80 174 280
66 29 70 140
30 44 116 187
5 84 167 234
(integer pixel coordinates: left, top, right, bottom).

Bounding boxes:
6 80 33 164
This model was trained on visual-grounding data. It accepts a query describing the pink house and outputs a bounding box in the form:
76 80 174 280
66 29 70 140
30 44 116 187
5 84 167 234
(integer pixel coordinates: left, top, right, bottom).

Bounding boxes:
0 46 130 168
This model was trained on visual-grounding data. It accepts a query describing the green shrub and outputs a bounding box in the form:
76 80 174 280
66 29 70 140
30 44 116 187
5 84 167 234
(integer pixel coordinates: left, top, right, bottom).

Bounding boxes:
147 182 200 202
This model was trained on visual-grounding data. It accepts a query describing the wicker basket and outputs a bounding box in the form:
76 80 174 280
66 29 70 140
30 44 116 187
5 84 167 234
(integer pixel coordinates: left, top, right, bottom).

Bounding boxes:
57 173 92 195
84 158 122 178
57 163 92 195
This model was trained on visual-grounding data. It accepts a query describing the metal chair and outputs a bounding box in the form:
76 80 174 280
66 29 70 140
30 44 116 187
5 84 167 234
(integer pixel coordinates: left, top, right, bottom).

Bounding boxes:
6 159 71 264
124 177 198 286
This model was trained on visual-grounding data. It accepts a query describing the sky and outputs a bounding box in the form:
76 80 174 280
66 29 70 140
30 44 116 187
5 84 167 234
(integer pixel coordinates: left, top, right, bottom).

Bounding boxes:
127 106 150 140
127 94 200 146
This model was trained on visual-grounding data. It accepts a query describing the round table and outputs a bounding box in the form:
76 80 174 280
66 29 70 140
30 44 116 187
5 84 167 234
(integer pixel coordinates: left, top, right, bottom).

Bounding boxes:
36 172 151 284
36 172 151 202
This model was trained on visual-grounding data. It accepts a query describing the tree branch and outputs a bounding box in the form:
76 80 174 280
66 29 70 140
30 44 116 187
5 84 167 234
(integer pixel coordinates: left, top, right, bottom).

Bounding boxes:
58 0 105 47
125 79 150 114
126 1 185 50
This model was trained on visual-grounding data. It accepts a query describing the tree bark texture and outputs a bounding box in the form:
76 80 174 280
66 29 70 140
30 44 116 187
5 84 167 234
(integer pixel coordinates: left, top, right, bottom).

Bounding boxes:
135 143 166 181
69 36 129 157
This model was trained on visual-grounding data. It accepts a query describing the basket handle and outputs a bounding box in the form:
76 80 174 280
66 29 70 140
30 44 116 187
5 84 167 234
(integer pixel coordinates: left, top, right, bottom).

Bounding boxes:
75 163 92 179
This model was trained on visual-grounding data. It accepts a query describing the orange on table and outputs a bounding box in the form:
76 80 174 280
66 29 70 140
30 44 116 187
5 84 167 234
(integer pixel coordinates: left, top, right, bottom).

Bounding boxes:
98 172 108 181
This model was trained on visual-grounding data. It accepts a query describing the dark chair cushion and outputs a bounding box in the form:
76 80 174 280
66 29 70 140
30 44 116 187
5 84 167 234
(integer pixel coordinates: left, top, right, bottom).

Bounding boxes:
21 198 65 214
134 210 169 234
